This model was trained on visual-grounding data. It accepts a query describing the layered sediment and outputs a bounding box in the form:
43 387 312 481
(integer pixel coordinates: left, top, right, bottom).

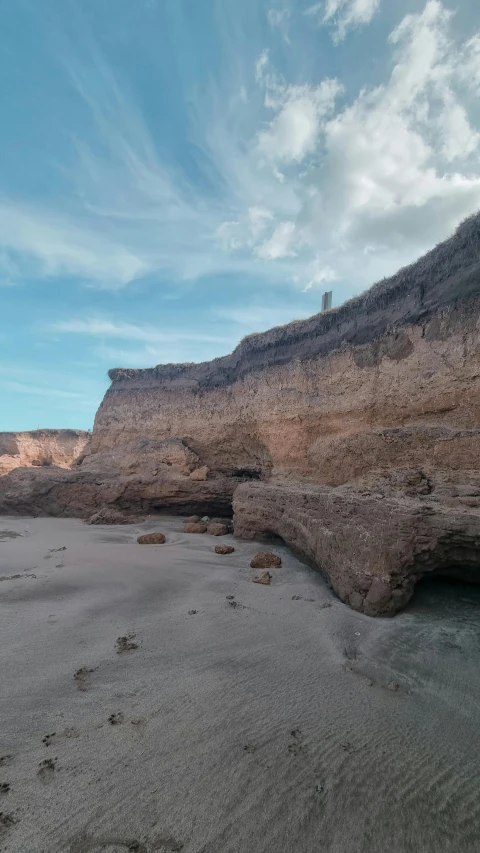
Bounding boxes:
1 213 480 614
0 429 90 476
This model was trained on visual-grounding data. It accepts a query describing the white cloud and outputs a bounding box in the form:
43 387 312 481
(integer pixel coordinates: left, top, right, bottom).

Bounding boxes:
51 318 230 346
303 262 337 291
255 50 269 83
3 0 480 306
297 1 480 266
268 7 290 42
257 79 342 164
306 0 381 42
256 221 296 260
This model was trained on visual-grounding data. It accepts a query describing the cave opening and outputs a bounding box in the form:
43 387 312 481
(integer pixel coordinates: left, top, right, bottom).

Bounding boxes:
408 546 480 615
146 499 234 520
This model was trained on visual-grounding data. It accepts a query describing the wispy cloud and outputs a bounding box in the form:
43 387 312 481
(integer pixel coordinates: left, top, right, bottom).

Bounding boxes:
306 0 382 42
0 201 147 289
2 0 479 302
215 303 313 333
51 318 231 346
0 380 84 400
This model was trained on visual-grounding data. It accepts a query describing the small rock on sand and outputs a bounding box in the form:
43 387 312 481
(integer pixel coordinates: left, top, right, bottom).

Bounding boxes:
184 522 207 534
137 532 166 544
250 551 282 569
207 523 229 536
388 681 400 692
86 507 134 525
216 545 235 555
253 571 272 585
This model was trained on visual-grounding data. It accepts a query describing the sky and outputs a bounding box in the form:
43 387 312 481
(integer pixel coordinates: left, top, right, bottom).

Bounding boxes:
1 0 480 431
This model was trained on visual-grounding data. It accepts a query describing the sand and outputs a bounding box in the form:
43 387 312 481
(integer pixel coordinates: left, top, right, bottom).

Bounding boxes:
1 516 480 853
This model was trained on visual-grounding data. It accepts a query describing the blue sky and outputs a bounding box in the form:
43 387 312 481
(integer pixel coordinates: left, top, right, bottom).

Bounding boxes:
1 0 480 431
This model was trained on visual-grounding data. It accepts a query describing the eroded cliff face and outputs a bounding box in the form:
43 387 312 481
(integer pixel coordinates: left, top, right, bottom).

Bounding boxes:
0 430 90 476
1 214 480 614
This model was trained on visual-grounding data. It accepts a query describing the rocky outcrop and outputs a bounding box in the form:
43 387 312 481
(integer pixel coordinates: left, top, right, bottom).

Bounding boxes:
234 477 480 616
0 429 90 475
1 213 480 614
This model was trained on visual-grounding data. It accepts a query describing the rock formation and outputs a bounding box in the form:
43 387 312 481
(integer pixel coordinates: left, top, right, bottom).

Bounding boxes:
1 213 480 614
0 429 89 476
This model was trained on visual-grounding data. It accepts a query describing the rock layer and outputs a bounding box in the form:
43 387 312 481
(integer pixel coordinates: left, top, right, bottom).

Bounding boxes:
0 430 90 476
1 214 480 614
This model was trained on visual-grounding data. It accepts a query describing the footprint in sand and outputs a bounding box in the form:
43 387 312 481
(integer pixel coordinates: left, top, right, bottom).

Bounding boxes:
0 756 13 767
108 712 124 726
0 784 10 794
115 634 138 654
37 758 56 783
74 667 97 692
64 726 81 739
42 732 56 747
0 812 18 840
288 728 305 756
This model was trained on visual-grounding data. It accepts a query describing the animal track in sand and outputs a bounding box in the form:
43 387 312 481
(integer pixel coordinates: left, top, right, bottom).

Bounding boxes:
116 634 138 654
74 667 98 692
108 712 124 726
0 757 13 768
37 758 56 783
42 732 56 747
0 784 10 794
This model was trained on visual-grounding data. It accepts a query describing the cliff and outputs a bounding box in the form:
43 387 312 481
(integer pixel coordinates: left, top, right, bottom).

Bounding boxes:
1 213 480 615
0 429 90 476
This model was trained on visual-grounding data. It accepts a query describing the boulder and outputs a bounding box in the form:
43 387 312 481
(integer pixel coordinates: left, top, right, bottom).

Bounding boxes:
215 544 235 555
253 571 272 585
207 522 229 536
137 532 166 544
250 551 282 569
184 522 207 534
185 515 200 524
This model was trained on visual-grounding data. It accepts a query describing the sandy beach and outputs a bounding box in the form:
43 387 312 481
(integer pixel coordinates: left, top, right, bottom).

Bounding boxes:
1 515 480 853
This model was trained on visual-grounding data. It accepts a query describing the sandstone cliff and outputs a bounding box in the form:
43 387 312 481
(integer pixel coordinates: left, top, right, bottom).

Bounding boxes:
1 213 480 614
0 429 90 476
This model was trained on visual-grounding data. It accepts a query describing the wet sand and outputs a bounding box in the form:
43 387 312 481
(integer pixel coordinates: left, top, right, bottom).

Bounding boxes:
1 515 480 853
